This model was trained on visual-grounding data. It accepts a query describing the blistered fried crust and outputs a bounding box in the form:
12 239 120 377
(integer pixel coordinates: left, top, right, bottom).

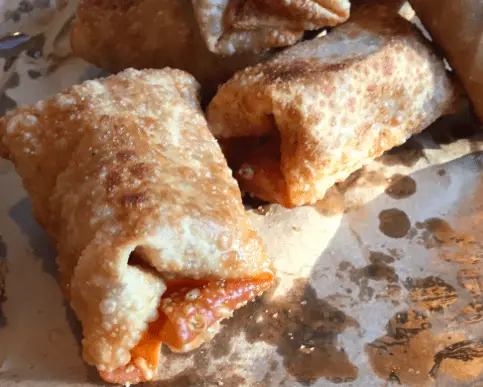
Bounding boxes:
0 69 272 375
207 5 457 208
193 0 351 55
409 0 483 121
70 0 269 98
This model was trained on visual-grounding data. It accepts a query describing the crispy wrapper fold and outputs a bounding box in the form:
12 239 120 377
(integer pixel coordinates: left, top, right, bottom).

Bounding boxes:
207 5 458 208
0 68 273 384
409 0 483 121
192 0 351 55
70 0 269 98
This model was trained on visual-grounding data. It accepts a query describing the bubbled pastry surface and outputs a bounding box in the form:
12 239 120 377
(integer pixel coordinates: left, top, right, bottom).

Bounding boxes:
207 4 458 207
0 68 271 371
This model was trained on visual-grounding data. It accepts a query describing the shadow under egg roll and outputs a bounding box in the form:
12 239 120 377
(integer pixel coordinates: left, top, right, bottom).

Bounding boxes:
409 0 483 121
0 68 273 384
207 5 458 208
192 0 351 55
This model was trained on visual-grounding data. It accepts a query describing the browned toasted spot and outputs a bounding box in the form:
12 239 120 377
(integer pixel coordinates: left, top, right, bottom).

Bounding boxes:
106 170 122 191
120 193 147 207
130 163 151 179
116 150 135 162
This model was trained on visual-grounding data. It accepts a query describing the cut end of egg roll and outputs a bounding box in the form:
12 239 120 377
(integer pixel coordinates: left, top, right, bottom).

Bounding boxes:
193 0 351 55
0 68 274 384
207 4 458 208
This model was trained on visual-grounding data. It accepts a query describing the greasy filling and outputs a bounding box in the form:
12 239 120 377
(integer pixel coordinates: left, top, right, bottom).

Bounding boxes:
220 132 289 205
99 274 274 384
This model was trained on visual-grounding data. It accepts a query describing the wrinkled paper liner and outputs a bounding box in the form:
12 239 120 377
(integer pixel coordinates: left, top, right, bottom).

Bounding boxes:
1 1 483 387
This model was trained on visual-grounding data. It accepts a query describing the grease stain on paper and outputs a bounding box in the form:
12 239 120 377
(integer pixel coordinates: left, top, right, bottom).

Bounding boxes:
367 310 466 386
379 208 411 238
385 174 417 199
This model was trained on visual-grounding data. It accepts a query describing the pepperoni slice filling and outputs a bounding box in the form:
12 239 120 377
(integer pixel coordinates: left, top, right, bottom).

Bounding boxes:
99 274 273 384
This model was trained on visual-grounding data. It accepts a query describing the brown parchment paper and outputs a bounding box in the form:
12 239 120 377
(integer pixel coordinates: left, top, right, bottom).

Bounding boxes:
1 1 483 387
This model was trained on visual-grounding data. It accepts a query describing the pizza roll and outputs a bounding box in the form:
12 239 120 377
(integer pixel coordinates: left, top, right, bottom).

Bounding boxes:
70 0 270 99
409 0 483 121
207 5 457 208
0 68 273 384
193 0 351 55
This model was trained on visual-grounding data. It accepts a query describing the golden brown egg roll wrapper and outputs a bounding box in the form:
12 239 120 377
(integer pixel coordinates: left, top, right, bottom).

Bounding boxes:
409 0 483 121
0 68 273 384
192 0 351 55
70 0 270 99
207 5 458 208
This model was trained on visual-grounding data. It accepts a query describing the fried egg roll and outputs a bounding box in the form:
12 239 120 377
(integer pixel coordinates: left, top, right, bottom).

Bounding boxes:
207 5 458 208
409 0 483 121
0 68 273 384
192 0 351 55
70 0 269 98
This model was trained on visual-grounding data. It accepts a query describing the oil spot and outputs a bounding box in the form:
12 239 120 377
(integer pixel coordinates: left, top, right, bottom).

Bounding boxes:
385 174 416 199
380 138 425 167
367 310 464 385
430 340 483 381
27 70 41 79
438 169 446 176
404 276 457 312
378 209 411 238
338 256 400 302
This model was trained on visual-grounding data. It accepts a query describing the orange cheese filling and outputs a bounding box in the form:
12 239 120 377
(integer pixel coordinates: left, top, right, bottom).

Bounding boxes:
99 274 273 384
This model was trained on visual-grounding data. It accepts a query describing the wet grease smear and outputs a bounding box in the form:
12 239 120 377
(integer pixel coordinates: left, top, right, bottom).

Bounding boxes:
243 280 360 384
379 209 411 238
367 310 434 385
431 340 483 381
367 311 464 385
338 253 400 303
404 276 458 312
158 279 360 386
411 218 481 264
385 174 417 199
